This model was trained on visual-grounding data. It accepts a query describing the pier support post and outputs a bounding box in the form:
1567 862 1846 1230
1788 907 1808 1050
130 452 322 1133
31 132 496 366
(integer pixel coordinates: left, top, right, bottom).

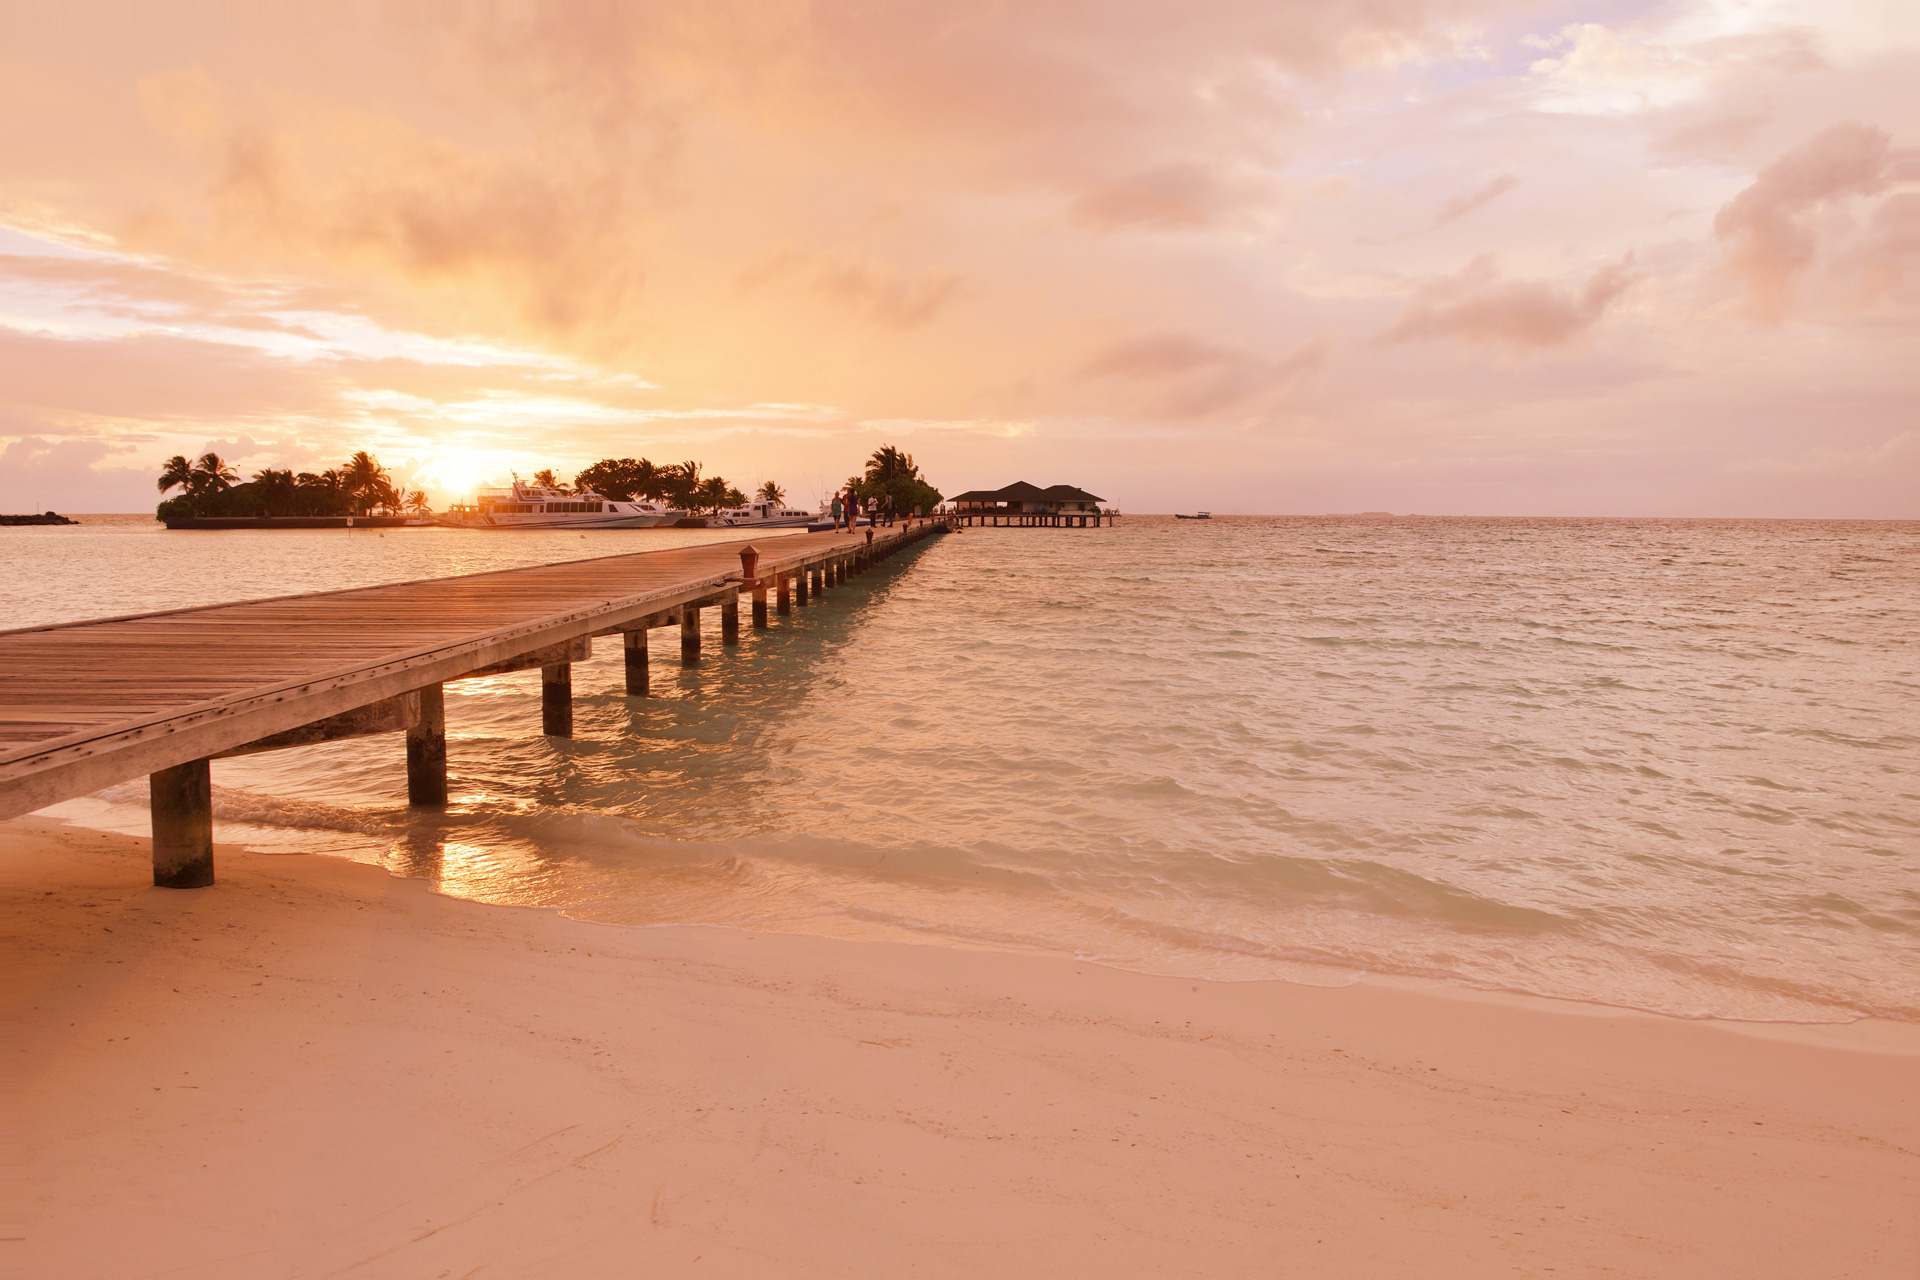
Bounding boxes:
721 592 740 645
623 629 649 696
406 682 447 807
150 758 214 888
794 570 809 606
681 605 701 664
542 663 573 737
752 583 769 628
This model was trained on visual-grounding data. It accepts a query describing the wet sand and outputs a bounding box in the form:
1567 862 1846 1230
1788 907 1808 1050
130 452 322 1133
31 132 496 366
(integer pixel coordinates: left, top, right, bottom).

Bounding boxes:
8 815 1916 1278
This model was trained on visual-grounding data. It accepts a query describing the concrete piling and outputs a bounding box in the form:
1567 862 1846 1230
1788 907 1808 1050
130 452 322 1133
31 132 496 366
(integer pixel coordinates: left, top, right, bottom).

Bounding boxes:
406 682 447 807
542 663 573 737
623 629 649 696
150 758 214 888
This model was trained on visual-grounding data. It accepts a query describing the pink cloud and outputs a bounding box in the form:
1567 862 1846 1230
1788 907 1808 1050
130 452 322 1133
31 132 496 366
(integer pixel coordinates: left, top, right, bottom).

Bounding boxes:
1433 174 1518 228
1713 121 1894 320
1083 332 1330 418
1071 163 1255 231
1387 255 1637 349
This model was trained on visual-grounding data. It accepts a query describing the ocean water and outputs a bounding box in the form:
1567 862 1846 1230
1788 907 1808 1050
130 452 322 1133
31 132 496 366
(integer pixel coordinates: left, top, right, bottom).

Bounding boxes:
9 514 1919 1023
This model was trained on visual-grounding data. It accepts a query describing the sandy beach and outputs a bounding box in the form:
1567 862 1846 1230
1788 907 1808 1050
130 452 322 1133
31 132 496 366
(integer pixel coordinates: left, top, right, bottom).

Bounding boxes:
7 815 1915 1278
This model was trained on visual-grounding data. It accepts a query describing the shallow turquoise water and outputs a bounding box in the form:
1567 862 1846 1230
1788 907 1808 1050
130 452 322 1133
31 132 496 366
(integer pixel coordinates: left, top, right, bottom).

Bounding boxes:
12 514 1919 1021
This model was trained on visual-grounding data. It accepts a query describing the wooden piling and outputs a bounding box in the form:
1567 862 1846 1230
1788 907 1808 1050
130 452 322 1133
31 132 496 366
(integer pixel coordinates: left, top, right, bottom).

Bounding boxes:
542 663 573 737
406 682 447 807
681 605 701 664
721 592 740 645
623 629 649 696
775 573 791 616
150 758 213 888
794 569 809 606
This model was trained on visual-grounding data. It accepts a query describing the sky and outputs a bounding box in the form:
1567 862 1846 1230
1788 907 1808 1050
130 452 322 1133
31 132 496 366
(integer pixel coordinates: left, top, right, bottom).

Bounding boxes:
1 0 1914 516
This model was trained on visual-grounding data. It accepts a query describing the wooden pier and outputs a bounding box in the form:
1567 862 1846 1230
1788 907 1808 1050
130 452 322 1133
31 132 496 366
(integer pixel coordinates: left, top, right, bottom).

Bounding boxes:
0 518 953 886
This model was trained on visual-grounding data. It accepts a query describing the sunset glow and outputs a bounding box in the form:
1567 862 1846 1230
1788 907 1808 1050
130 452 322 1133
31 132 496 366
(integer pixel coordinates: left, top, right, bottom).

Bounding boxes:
1 1 1913 514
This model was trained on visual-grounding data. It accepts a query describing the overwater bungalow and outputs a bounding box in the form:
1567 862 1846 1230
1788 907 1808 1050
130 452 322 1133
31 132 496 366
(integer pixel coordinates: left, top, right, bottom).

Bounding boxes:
945 482 1112 527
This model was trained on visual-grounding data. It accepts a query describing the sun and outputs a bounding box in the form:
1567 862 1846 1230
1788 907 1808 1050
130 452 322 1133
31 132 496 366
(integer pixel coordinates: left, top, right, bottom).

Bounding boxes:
415 449 494 502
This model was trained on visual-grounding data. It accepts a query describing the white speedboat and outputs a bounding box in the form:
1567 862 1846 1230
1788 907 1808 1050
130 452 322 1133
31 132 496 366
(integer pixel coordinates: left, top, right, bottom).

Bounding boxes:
437 480 685 529
714 499 825 529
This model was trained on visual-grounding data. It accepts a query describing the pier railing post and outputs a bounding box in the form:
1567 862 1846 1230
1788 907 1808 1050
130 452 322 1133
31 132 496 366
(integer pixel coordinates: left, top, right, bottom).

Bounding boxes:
542 663 573 737
406 682 448 807
740 545 769 628
623 629 649 696
150 758 214 888
681 605 701 664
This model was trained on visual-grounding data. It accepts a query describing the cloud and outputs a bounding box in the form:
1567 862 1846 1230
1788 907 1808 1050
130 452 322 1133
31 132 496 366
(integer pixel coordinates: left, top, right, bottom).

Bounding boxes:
738 250 965 330
1433 174 1518 228
1387 255 1637 349
0 327 339 422
1713 121 1896 320
809 257 965 329
0 435 150 513
1083 332 1330 418
1070 162 1259 231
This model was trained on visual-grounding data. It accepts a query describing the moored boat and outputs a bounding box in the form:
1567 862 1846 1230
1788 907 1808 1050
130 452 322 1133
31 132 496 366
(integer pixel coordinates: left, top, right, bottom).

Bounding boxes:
714 499 821 529
436 480 685 529
1175 511 1212 520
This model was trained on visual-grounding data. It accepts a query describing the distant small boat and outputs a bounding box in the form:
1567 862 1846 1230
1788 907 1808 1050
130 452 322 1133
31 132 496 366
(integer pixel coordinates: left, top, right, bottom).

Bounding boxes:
1175 511 1212 520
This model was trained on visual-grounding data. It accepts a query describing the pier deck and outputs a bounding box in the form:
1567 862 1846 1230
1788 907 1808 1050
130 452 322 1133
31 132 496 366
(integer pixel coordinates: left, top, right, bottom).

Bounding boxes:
0 521 951 847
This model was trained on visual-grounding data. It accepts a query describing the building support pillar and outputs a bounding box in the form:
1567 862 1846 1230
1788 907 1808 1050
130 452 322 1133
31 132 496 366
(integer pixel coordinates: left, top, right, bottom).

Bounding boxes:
542 663 573 737
406 682 447 807
150 758 214 888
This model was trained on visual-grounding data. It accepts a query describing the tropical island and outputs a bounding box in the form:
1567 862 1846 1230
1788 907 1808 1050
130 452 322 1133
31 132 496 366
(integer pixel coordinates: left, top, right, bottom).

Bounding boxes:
153 445 943 528
155 451 427 521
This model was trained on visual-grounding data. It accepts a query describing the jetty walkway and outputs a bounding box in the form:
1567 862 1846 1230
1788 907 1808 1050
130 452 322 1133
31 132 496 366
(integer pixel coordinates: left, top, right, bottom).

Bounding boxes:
0 518 953 885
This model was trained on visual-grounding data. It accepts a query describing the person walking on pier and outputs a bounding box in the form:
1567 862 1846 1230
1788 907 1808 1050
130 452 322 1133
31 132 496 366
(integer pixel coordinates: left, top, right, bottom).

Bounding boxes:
830 494 843 530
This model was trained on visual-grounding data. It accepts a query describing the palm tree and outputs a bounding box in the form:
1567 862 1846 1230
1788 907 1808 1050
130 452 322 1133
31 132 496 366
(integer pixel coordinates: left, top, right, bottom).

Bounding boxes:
756 480 786 504
661 461 702 510
341 451 388 516
532 468 570 493
404 489 432 515
865 444 916 483
193 453 238 488
157 455 193 496
250 467 297 516
693 475 733 515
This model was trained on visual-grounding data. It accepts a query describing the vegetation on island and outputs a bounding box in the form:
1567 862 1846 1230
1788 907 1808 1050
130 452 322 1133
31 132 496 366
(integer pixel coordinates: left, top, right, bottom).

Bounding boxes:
566 445 936 517
157 451 427 518
567 458 748 515
847 446 942 515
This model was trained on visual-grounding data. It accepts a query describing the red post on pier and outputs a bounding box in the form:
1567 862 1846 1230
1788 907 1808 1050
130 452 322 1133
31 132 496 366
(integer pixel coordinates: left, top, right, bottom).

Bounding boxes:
740 544 769 628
